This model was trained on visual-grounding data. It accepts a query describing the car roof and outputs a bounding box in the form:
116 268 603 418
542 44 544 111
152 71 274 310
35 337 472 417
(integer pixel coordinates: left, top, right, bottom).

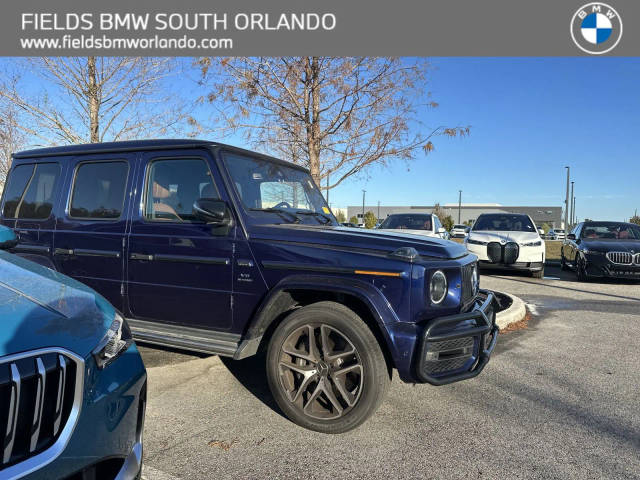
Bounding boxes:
12 139 309 173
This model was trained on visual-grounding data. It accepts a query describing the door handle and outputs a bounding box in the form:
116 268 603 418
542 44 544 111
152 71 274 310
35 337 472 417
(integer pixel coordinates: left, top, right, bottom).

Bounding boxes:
54 248 74 256
130 253 154 261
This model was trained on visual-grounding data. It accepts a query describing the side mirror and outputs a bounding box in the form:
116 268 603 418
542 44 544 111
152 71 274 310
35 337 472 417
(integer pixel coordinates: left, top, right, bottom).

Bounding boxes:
193 198 232 226
567 233 576 240
437 227 446 234
0 226 18 250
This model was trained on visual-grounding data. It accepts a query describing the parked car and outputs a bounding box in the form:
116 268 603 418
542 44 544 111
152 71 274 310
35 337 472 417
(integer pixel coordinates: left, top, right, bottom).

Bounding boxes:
340 222 359 228
547 229 566 240
0 225 146 479
451 224 470 238
561 221 640 281
1 139 498 434
465 213 545 278
377 213 450 240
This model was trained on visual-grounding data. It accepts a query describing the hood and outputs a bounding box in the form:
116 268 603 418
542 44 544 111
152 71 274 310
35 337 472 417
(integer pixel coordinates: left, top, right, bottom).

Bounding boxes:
582 239 640 253
249 224 467 259
468 231 541 244
0 251 114 358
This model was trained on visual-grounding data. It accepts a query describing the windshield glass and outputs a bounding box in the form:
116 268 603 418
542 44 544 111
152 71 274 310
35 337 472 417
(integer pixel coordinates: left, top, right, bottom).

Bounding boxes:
380 214 432 230
473 214 535 232
223 153 334 224
581 223 640 240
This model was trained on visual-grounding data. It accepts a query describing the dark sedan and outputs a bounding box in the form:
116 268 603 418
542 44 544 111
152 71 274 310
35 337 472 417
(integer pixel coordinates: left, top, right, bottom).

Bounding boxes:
561 221 640 281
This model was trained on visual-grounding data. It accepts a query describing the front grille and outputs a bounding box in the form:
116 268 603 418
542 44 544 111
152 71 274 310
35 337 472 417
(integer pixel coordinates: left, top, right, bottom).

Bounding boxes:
486 242 519 264
503 242 519 264
0 349 82 473
487 242 502 263
606 252 633 265
461 262 477 305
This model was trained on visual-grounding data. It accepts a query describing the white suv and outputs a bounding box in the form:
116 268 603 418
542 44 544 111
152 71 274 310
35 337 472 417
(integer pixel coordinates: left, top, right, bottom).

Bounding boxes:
465 213 545 278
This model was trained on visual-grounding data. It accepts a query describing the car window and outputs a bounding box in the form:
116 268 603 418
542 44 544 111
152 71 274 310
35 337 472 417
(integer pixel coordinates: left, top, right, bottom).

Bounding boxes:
70 161 129 219
259 181 313 210
2 163 60 219
222 153 327 214
144 158 217 222
380 214 432 230
472 214 535 232
581 223 640 240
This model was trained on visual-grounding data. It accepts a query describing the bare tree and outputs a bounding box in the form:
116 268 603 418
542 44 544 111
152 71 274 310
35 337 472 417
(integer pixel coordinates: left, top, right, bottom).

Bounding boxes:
0 101 25 186
0 57 188 145
199 57 469 189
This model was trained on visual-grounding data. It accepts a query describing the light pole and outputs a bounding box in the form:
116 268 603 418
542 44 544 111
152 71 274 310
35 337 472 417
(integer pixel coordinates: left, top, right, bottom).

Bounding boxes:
570 181 574 228
458 190 462 224
564 167 570 230
362 189 366 224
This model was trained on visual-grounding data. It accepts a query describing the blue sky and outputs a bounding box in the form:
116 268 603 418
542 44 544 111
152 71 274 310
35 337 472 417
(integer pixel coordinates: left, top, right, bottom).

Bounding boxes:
322 58 640 221
6 57 640 221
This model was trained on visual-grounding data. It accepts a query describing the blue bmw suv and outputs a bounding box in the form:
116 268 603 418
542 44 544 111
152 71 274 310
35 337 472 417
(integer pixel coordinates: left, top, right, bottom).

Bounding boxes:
0 226 146 479
1 139 497 434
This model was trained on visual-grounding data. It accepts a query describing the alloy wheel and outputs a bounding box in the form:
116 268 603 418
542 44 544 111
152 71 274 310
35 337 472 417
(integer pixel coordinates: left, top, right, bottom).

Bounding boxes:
277 324 363 420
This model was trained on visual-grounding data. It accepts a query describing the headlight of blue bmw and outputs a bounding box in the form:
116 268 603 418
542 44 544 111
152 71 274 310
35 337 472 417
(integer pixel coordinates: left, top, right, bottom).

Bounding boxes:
584 249 604 255
93 312 133 368
521 240 542 247
467 238 488 246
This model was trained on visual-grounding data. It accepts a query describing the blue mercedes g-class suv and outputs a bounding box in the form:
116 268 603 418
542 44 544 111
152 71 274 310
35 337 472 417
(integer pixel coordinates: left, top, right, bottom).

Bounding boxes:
1 139 497 433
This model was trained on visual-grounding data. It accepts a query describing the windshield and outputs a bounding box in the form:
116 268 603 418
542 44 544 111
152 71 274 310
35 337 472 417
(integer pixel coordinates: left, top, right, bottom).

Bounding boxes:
581 223 640 240
380 214 432 230
473 214 535 232
223 153 334 224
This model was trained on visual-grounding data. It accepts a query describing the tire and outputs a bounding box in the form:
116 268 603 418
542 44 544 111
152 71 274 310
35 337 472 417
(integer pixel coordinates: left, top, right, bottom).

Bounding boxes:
531 268 544 279
575 254 589 282
266 301 390 434
560 253 569 271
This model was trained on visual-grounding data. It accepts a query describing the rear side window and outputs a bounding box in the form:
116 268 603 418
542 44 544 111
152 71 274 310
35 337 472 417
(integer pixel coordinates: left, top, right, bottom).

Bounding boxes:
70 161 129 219
2 163 60 219
144 158 217 222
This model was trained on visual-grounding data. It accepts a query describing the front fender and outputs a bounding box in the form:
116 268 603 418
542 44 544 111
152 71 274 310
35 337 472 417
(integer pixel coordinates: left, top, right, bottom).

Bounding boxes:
234 274 403 361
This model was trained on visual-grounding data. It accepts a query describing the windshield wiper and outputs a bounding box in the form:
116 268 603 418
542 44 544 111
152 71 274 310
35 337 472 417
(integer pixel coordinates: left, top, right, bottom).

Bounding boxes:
295 210 333 225
249 208 301 223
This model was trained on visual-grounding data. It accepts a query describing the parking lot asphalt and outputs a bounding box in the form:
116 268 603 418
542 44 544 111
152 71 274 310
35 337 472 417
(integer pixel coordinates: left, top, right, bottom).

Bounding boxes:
138 266 640 479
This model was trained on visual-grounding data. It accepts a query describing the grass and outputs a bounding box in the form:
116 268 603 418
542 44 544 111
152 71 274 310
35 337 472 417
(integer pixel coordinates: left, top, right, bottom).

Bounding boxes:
449 237 563 260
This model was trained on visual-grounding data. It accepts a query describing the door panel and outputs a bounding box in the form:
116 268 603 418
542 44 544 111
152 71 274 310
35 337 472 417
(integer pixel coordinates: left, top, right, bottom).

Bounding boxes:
53 155 136 310
126 150 234 330
3 162 62 265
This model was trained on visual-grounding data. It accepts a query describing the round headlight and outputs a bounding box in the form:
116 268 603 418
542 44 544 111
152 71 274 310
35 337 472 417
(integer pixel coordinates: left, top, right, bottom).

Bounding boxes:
430 270 448 304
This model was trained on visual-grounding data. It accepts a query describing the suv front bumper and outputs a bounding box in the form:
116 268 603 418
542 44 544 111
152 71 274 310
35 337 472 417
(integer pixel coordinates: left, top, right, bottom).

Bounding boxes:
415 290 499 385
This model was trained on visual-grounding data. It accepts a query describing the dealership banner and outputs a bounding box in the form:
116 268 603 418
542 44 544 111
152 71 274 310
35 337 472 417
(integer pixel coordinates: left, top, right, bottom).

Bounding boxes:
3 0 638 56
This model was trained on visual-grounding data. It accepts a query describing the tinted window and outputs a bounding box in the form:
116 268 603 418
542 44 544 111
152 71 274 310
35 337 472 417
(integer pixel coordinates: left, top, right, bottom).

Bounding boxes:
380 214 432 230
2 163 60 219
581 223 640 240
145 158 217 222
473 214 535 232
70 162 129 219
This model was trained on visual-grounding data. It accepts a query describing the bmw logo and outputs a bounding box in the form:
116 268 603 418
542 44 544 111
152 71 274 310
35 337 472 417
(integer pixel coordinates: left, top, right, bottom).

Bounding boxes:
571 3 623 54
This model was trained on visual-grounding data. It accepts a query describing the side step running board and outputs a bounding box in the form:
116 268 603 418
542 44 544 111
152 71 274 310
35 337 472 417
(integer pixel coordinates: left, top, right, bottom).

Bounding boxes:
127 318 241 357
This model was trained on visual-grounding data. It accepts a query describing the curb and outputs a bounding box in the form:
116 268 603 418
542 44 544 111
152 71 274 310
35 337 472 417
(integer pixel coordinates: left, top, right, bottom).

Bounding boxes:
495 291 527 330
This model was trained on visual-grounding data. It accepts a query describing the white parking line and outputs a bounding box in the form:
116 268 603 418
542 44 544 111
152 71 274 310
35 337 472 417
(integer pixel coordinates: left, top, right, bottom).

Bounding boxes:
142 465 181 480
